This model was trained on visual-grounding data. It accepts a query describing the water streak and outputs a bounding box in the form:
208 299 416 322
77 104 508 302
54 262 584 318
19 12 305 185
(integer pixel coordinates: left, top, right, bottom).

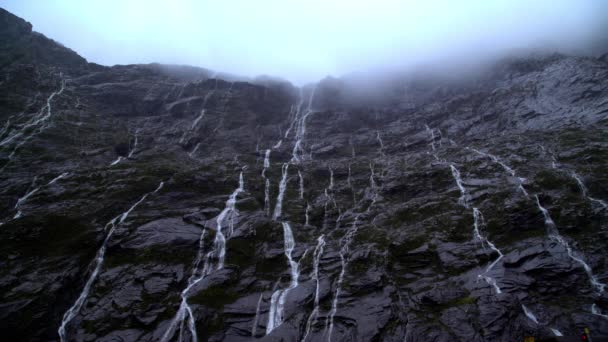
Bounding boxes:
522 305 539 324
450 164 468 208
472 208 504 294
161 173 244 342
251 293 264 337
59 181 164 341
469 148 528 196
302 235 326 342
273 164 289 220
535 195 605 295
571 171 607 209
266 221 301 333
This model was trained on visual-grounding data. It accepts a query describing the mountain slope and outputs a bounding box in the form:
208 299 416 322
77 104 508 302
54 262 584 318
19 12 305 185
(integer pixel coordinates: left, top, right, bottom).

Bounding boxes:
1 7 608 342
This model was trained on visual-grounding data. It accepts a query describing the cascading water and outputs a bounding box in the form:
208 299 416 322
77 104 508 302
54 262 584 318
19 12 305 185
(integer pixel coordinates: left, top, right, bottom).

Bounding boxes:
376 131 386 157
326 216 360 342
449 164 468 208
571 171 607 209
14 172 70 219
161 172 244 342
188 143 201 158
266 221 301 333
1 76 65 149
59 181 164 342
522 305 539 324
535 195 605 294
262 149 272 215
127 129 140 158
472 208 504 294
291 85 317 163
535 194 607 322
302 235 326 342
469 148 528 196
425 124 436 151
298 170 305 199
251 293 265 337
273 164 289 220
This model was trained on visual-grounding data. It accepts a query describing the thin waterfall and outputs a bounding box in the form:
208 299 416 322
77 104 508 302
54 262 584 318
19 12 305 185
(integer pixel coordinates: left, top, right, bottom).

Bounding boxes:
571 171 607 209
472 208 504 294
161 172 244 342
302 235 326 342
535 195 606 295
273 164 289 220
59 181 164 342
449 164 468 208
266 222 302 333
251 293 264 337
469 148 528 196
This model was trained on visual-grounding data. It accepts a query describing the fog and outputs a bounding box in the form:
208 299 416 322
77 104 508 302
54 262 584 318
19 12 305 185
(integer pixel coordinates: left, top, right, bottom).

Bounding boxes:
3 0 607 84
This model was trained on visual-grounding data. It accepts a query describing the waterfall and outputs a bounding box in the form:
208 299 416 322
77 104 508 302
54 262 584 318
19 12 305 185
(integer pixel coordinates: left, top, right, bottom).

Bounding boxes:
59 181 164 342
472 208 504 294
299 170 305 199
326 216 360 342
521 305 539 324
469 148 528 196
251 293 264 337
14 172 70 220
161 172 244 342
291 85 317 163
109 156 124 166
571 171 607 209
302 235 326 342
535 195 606 295
449 164 468 208
179 87 215 144
376 131 386 157
262 149 272 215
188 143 201 158
127 129 140 158
266 222 302 333
1 76 66 148
425 124 436 151
305 203 311 226
273 164 289 220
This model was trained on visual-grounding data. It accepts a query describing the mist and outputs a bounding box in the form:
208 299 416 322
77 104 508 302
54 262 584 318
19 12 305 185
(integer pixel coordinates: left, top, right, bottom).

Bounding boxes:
3 0 607 85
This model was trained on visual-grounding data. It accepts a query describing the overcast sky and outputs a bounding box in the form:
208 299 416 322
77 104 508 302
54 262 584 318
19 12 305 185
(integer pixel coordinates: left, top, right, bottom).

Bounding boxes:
3 0 607 84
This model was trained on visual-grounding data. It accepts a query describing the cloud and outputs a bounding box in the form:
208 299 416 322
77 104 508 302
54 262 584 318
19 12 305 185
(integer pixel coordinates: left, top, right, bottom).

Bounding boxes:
3 0 606 84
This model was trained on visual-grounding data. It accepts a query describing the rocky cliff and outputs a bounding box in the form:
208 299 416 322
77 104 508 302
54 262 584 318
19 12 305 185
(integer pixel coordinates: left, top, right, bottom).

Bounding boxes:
1 7 608 342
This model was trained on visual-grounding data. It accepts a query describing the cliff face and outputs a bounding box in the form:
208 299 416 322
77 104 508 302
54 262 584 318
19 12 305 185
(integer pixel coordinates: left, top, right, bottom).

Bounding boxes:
1 8 608 342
